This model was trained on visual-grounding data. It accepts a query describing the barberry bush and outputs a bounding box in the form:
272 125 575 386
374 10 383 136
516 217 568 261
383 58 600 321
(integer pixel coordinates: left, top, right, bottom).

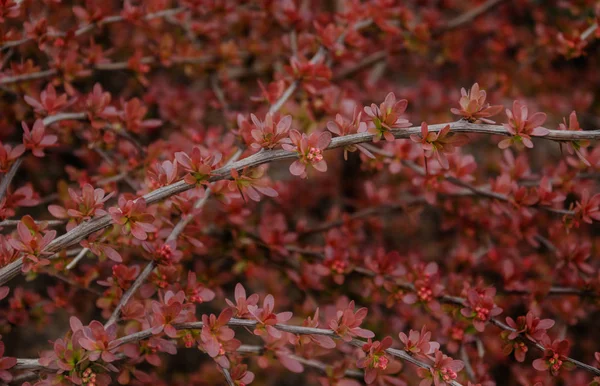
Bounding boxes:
1 1 600 385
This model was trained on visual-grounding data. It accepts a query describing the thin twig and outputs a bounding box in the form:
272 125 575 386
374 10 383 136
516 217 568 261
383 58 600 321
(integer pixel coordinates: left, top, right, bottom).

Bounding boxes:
220 366 236 386
65 248 89 270
581 23 598 41
299 200 420 235
288 354 364 378
290 29 298 58
0 157 23 204
103 260 154 328
334 3 506 81
384 156 577 218
250 230 600 379
460 345 476 382
0 219 65 228
15 343 364 380
0 55 214 86
43 270 103 296
210 75 231 117
333 51 387 80
439 0 504 32
0 69 58 85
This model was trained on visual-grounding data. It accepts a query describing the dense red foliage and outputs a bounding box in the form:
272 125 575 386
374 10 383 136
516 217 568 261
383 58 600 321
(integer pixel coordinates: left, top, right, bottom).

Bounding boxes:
1 1 600 385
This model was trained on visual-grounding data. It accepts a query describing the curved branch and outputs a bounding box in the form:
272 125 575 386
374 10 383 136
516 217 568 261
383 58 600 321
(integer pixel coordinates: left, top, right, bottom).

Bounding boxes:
1 120 598 285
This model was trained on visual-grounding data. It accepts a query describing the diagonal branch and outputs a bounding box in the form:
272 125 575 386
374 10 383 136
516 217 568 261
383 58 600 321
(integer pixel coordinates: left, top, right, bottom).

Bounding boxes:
0 157 22 204
439 0 505 33
581 23 599 41
1 120 599 285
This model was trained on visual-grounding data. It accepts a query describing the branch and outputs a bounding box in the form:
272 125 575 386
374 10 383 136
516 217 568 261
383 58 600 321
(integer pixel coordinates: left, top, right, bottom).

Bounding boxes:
220 366 236 386
401 159 575 216
0 157 22 204
333 50 387 81
500 286 598 297
234 344 364 380
459 345 476 383
439 0 504 32
122 319 463 385
297 195 442 236
0 56 217 86
294 205 594 299
581 23 599 41
287 354 364 379
0 69 58 85
0 8 185 51
1 120 598 285
103 260 153 328
5 319 451 385
42 270 103 296
65 248 89 270
0 219 65 228
14 343 363 378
